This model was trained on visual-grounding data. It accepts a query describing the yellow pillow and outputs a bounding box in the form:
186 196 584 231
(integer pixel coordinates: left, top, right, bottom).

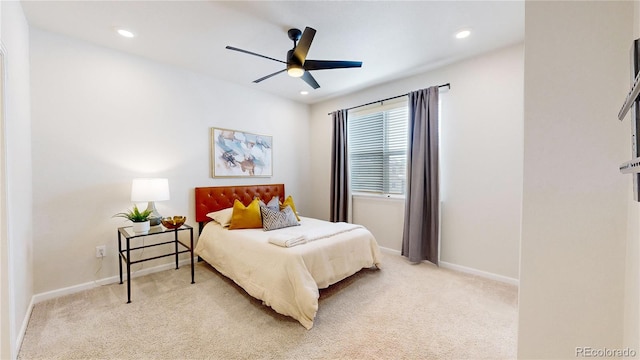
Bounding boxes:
280 195 300 221
229 199 263 229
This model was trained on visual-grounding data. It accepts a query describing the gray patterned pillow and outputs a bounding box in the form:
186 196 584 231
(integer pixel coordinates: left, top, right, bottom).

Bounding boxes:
260 205 300 231
265 196 280 210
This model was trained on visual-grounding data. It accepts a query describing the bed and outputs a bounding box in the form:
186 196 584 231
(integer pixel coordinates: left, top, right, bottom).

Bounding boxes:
194 184 382 329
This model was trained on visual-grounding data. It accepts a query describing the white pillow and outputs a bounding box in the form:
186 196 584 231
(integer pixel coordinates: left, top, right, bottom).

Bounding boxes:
206 207 233 227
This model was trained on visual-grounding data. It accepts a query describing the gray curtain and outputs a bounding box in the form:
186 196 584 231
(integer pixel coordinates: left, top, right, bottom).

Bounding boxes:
330 109 349 222
402 87 440 264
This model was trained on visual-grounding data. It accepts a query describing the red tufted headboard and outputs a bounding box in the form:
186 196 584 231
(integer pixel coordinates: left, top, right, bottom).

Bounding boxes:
195 184 285 224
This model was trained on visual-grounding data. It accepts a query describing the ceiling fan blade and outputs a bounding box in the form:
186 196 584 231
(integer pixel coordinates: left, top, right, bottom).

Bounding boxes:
253 69 287 83
226 46 287 64
292 27 316 64
303 60 363 71
301 71 320 89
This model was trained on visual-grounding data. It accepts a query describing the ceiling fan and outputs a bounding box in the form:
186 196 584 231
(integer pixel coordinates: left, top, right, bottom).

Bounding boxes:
225 27 362 90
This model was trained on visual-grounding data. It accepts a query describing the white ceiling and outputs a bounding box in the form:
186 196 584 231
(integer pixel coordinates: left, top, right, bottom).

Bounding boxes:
20 0 524 104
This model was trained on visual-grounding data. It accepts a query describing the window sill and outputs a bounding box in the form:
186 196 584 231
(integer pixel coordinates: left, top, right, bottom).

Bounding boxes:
352 193 405 201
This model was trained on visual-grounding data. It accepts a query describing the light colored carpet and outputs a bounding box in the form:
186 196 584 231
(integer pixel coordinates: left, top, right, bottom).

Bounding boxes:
18 252 518 359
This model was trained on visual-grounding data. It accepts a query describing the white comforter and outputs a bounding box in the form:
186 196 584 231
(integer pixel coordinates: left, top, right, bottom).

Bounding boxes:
194 217 382 329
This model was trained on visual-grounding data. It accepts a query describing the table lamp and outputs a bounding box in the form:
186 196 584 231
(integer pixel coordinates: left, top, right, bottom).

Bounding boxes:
131 178 170 226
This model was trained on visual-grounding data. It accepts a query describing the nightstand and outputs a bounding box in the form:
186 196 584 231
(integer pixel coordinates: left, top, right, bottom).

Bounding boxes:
117 224 195 303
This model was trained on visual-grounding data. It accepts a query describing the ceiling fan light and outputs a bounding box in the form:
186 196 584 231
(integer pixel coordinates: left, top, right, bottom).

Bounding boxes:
287 66 304 78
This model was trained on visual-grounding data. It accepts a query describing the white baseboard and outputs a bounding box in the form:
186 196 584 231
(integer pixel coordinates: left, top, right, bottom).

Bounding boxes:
439 261 519 286
32 257 197 304
15 296 34 358
379 246 519 286
379 246 401 255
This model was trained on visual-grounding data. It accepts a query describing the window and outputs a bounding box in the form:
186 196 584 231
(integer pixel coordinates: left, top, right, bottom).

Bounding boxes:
348 100 408 195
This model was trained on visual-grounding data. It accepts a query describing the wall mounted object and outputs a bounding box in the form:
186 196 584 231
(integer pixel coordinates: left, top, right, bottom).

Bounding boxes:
211 127 273 178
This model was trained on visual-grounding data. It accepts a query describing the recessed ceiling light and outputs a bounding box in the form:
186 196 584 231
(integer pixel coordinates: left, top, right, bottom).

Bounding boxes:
116 28 135 38
455 29 471 39
300 91 309 95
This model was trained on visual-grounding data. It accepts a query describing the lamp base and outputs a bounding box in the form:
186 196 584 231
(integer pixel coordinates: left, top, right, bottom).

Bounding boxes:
146 201 163 227
149 217 162 227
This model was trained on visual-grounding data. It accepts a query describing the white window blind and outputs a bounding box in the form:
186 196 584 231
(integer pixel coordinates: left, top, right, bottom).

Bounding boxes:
348 102 408 195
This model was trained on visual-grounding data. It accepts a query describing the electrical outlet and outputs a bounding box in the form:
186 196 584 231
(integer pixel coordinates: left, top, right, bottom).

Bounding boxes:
96 245 106 258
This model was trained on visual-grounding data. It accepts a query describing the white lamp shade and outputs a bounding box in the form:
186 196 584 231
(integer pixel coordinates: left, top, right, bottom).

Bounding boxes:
130 178 170 202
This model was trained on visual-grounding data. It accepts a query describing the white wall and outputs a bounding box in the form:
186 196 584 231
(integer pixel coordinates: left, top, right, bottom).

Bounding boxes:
0 1 33 358
518 2 632 358
351 195 405 251
624 0 640 353
309 43 523 281
0 43 7 360
439 45 523 280
29 29 311 294
625 177 640 355
0 2 3 356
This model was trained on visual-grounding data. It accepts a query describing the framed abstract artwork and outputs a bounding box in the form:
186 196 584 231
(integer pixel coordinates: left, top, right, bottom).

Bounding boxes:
211 127 273 177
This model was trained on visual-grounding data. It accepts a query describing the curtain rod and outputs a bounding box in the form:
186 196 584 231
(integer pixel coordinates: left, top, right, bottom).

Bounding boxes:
327 83 450 115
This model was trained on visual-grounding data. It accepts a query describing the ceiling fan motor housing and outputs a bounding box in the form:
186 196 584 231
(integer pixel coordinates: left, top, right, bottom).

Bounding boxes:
287 49 302 66
286 49 304 77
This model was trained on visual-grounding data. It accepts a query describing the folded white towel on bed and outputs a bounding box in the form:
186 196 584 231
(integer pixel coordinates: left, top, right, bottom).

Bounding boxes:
303 222 364 242
268 232 307 247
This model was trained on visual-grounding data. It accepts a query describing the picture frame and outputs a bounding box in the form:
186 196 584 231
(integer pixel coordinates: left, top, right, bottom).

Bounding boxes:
211 127 273 177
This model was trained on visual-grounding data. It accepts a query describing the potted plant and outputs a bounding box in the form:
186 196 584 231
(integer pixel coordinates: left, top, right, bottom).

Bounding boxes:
114 205 153 233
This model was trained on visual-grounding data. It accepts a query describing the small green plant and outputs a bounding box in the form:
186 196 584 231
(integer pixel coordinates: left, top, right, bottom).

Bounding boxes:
113 205 153 223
